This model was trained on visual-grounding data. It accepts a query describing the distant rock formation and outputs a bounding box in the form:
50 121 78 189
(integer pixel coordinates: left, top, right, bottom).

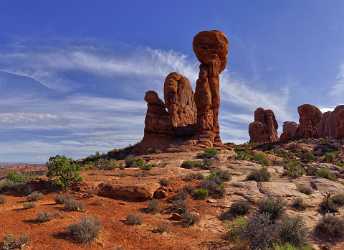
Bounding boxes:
163 72 197 136
295 104 322 139
193 30 229 146
249 108 279 144
280 121 298 142
317 105 344 139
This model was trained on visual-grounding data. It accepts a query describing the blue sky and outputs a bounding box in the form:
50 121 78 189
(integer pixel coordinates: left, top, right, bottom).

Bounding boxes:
0 0 343 162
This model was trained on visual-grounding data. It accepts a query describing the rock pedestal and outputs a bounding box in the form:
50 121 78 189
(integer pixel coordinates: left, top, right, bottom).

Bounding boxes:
296 104 322 139
280 121 298 142
249 108 279 144
193 30 229 146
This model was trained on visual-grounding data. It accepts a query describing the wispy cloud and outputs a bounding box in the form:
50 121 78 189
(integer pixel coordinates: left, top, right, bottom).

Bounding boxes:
330 64 344 98
0 40 293 162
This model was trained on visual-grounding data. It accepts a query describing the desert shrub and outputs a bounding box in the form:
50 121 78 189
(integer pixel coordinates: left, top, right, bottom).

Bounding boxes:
246 167 271 182
47 155 82 189
258 197 285 221
182 173 204 181
139 163 155 171
284 160 305 178
331 193 344 206
26 191 43 202
324 151 338 163
159 178 169 186
198 148 218 159
181 211 200 227
297 184 313 195
152 223 169 234
125 214 142 225
234 146 254 161
23 202 36 209
192 188 208 200
221 200 251 220
35 212 52 223
200 179 225 198
0 196 5 204
314 215 344 242
67 217 101 243
166 198 187 215
63 198 84 212
316 167 336 181
144 199 159 214
208 169 232 182
94 158 118 170
226 216 248 241
278 216 308 247
6 171 27 183
181 160 202 169
241 213 278 250
291 198 307 211
300 151 316 163
125 156 145 168
253 152 270 166
319 194 338 214
54 194 70 204
273 243 312 250
1 234 29 250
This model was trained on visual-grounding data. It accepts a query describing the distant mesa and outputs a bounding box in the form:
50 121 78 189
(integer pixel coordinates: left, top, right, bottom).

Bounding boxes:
135 30 229 153
249 104 344 144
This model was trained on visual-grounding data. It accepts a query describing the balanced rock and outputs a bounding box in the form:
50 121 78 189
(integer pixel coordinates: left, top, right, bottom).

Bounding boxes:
193 30 229 146
249 108 278 144
163 72 197 136
296 104 322 138
280 121 298 142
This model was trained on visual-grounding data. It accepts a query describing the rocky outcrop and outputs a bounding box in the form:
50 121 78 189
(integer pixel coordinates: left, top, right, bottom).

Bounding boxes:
296 104 322 139
193 30 229 146
280 121 298 142
164 72 197 136
249 108 278 144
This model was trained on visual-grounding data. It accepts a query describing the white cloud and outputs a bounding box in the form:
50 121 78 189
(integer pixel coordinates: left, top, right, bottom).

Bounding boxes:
331 64 344 97
0 41 294 162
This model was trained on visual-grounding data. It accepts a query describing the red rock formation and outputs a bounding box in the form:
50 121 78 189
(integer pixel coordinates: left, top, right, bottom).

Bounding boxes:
143 91 171 136
163 72 197 136
295 104 322 138
193 30 229 146
317 111 332 138
333 105 344 139
249 108 279 144
280 121 298 142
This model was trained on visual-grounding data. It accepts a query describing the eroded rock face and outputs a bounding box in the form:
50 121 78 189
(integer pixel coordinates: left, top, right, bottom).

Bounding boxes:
143 90 171 136
333 105 344 139
193 30 229 146
249 108 278 144
280 121 298 142
163 72 197 136
296 104 322 139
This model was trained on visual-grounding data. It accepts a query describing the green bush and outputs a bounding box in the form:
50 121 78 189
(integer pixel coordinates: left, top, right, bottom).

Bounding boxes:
300 151 316 163
258 197 285 221
181 160 212 170
226 216 248 241
26 191 43 202
125 156 145 168
316 167 336 181
125 214 142 225
273 243 312 250
221 200 251 220
67 217 101 243
63 197 84 212
315 215 344 242
198 148 218 159
47 155 82 189
94 158 118 170
284 160 305 178
278 216 308 247
246 168 271 182
139 163 155 171
159 178 169 186
182 173 204 181
253 152 270 166
324 151 338 163
1 234 29 250
207 169 232 182
6 171 27 183
192 188 208 200
200 179 225 198
234 147 254 161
